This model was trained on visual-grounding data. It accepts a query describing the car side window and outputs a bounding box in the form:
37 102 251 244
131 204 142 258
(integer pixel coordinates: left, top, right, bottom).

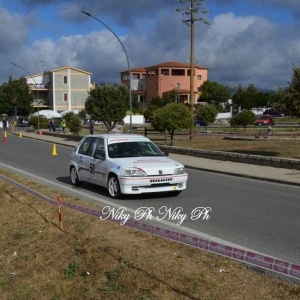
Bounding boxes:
94 138 105 159
78 137 95 155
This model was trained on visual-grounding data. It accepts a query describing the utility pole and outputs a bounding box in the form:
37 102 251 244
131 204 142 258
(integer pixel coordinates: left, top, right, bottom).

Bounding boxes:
189 0 195 139
175 0 210 139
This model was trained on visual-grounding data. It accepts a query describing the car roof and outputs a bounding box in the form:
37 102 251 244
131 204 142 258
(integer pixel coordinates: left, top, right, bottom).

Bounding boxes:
84 134 148 139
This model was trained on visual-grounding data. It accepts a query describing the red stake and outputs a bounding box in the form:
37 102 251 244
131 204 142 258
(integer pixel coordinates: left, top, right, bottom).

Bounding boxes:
57 196 63 230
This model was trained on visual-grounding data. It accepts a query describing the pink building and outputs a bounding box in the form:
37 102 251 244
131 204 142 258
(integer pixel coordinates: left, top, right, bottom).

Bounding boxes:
120 61 209 110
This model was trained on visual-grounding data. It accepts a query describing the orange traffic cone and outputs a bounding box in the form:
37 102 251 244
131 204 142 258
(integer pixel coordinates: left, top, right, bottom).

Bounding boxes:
3 131 7 144
52 143 58 156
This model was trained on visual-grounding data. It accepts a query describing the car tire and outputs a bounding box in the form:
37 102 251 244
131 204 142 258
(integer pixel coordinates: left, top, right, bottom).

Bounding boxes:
70 166 83 186
169 190 182 196
108 175 121 199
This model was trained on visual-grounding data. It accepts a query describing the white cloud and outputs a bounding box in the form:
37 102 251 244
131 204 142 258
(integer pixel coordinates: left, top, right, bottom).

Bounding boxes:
2 1 300 91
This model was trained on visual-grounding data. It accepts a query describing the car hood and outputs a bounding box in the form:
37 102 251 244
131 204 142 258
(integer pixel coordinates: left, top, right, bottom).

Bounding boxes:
110 156 184 176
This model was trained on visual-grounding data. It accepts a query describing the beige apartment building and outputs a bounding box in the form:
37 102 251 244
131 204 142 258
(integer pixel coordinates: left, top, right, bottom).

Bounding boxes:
25 62 208 114
120 61 209 110
26 66 92 113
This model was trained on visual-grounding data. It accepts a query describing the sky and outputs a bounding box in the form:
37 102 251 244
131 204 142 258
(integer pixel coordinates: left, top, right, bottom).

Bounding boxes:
1 0 300 91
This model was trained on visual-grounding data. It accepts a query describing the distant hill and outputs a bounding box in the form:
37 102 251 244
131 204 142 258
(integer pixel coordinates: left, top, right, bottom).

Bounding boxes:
229 87 276 95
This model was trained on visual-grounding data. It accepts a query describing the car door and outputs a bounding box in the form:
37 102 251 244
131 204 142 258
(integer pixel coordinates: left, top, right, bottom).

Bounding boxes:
76 137 96 181
84 137 107 186
92 138 107 186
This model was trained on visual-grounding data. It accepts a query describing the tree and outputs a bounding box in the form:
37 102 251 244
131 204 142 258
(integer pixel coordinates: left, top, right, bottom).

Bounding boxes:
232 85 254 110
254 92 274 108
144 105 159 121
116 84 139 110
78 109 87 122
246 83 259 95
230 110 256 131
0 76 34 116
161 89 179 107
85 85 128 132
232 84 258 109
275 64 300 118
231 84 244 108
63 111 75 125
199 80 231 104
152 103 193 146
231 83 271 110
194 104 218 125
150 96 163 108
68 115 82 136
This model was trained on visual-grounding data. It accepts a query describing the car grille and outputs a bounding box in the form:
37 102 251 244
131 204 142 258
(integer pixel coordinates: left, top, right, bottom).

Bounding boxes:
150 178 172 183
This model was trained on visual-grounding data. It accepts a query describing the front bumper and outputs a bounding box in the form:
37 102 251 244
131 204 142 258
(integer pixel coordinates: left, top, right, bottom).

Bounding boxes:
118 173 188 194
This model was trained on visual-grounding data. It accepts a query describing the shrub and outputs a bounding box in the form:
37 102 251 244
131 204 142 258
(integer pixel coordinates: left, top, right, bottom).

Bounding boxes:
28 116 48 130
68 115 82 136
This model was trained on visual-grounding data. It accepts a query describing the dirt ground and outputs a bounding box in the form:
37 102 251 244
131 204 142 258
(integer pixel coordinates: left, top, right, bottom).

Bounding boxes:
0 168 299 300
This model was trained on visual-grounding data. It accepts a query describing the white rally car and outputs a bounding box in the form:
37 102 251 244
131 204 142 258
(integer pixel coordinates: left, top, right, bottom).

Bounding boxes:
69 134 188 199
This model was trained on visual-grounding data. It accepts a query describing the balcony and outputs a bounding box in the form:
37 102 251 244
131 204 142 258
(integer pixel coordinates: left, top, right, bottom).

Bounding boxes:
33 100 49 107
30 84 49 90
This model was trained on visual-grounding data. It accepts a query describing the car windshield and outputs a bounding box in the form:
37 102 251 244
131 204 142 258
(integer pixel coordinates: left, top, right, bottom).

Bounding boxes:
108 141 164 158
257 116 269 120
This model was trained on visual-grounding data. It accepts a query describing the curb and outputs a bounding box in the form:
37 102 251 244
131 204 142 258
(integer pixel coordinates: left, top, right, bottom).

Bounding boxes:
159 145 300 170
183 164 300 187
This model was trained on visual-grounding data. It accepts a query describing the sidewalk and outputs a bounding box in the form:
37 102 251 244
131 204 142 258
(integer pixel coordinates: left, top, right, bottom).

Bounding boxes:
10 130 300 187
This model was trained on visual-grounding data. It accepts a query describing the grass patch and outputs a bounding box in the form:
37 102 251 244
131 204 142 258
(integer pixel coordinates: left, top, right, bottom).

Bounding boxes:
0 168 299 299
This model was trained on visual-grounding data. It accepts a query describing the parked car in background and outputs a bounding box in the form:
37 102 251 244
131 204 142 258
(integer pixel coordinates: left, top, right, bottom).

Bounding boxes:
94 120 103 125
69 134 188 199
17 117 30 127
194 119 207 126
255 115 274 126
263 109 285 117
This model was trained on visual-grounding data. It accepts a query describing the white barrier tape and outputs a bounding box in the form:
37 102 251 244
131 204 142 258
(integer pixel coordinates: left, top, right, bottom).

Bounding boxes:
1 173 299 281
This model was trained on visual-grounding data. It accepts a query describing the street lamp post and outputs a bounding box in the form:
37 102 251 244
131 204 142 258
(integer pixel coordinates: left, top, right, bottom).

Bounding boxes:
82 10 132 134
11 62 40 131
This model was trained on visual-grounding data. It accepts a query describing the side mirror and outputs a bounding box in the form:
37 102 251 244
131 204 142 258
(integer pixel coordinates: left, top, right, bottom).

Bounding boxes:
94 150 105 160
164 152 169 157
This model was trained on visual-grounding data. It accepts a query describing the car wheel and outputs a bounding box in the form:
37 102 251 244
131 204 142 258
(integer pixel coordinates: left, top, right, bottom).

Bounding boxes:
70 166 83 186
108 175 121 199
169 190 182 196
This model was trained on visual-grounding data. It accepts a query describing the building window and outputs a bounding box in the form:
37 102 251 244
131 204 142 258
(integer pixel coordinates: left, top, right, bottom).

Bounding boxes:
197 75 202 80
176 83 180 89
63 76 68 84
64 93 68 102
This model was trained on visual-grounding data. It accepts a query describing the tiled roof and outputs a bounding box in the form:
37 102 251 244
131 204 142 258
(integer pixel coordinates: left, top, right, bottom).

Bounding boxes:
120 67 146 73
146 61 208 69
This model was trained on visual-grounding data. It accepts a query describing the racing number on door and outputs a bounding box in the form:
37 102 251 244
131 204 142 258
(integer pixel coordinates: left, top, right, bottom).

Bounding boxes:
90 163 95 174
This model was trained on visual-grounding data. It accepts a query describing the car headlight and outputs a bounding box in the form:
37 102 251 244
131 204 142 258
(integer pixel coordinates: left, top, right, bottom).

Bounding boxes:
174 167 185 175
124 168 147 177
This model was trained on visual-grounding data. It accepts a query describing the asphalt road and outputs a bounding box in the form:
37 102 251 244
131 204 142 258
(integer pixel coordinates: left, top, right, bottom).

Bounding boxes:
1 133 300 265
